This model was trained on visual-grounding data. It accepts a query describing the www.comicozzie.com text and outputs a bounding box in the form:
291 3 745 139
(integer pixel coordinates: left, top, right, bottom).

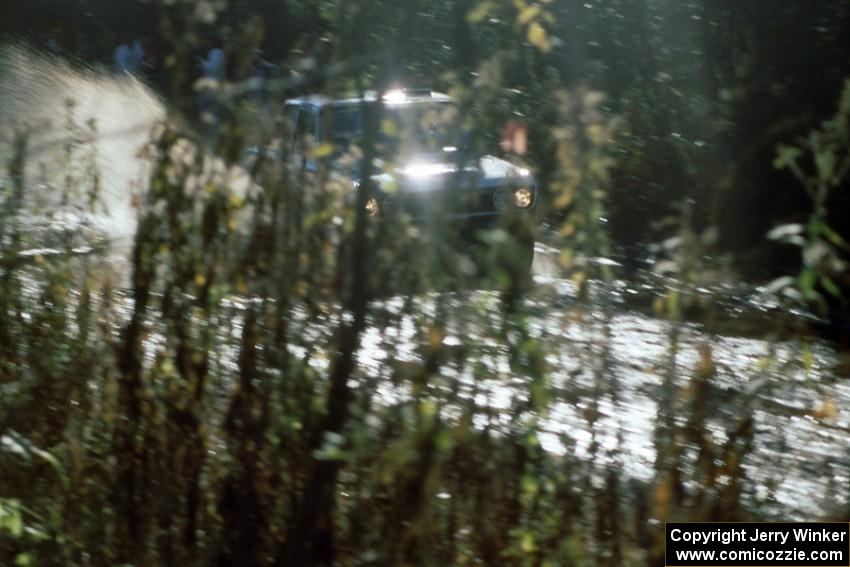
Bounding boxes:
670 526 847 546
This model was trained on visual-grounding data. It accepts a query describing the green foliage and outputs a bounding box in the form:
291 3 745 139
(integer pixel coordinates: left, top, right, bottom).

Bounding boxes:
2 1 850 566
770 79 850 309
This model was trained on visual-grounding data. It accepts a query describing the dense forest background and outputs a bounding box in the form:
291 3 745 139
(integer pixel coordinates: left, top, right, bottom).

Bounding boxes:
4 0 850 275
2 1 850 566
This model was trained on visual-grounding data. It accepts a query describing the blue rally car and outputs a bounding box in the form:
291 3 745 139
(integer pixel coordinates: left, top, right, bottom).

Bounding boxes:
280 88 538 273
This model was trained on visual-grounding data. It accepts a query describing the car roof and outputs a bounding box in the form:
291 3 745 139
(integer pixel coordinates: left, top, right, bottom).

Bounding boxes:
285 89 453 109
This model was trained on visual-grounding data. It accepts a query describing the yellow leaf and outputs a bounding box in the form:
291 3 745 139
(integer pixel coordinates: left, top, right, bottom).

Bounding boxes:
802 342 814 373
428 325 444 349
295 280 309 297
380 118 398 136
571 271 586 290
518 4 541 25
420 400 437 419
520 533 536 553
666 289 680 318
313 142 334 158
586 123 605 142
554 190 574 209
527 21 551 52
194 274 207 287
654 475 674 521
52 284 68 300
228 193 244 208
755 356 774 370
467 1 492 23
697 344 715 378
813 398 838 420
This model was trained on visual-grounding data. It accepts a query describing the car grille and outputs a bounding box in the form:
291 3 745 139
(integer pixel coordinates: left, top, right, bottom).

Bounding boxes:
395 185 502 219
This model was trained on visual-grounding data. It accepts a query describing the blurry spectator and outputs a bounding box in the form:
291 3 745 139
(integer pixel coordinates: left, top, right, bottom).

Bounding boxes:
500 120 528 156
140 37 166 91
200 37 225 81
114 36 143 75
248 50 278 106
197 37 226 142
45 29 62 56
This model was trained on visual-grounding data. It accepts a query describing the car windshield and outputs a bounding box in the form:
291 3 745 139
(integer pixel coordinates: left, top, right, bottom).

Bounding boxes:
328 101 463 159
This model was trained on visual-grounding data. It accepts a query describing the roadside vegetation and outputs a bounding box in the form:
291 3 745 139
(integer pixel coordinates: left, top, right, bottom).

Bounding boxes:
1 1 850 565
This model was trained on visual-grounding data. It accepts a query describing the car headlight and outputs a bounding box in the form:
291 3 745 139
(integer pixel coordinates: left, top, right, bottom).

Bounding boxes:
513 187 533 209
365 197 380 217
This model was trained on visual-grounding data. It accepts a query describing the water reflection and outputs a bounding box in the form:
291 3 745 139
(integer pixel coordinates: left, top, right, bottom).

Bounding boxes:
11 229 848 522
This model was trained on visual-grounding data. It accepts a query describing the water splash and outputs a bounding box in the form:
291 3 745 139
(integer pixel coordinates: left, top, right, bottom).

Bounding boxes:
0 44 166 256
